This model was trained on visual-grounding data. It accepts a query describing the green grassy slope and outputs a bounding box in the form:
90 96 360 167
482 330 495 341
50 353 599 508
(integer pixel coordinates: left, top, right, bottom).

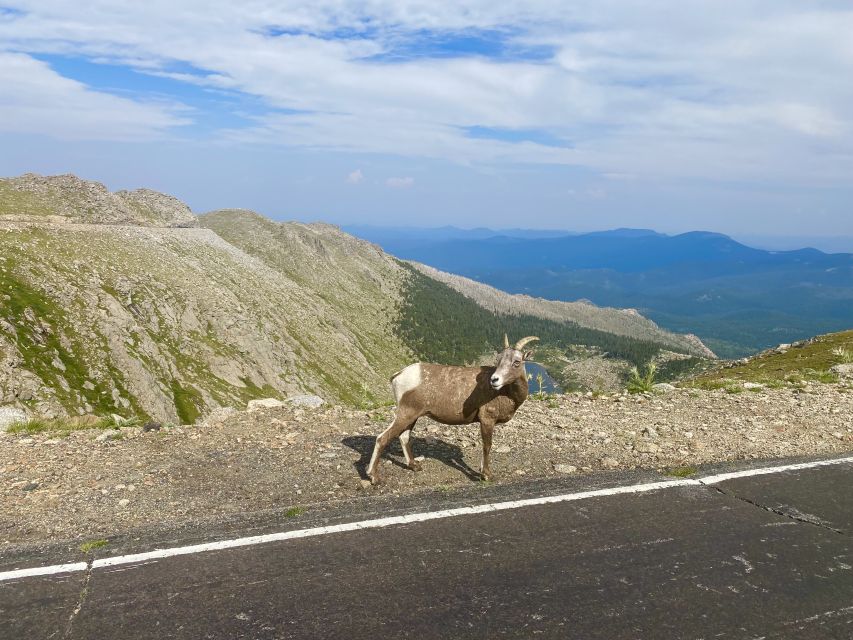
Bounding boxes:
687 330 853 390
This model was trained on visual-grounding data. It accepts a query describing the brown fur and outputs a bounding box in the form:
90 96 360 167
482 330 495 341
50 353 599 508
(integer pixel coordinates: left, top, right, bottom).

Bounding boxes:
367 336 537 484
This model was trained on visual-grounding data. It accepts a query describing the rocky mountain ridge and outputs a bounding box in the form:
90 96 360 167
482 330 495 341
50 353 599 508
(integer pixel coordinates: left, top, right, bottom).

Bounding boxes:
0 173 197 227
1 173 708 423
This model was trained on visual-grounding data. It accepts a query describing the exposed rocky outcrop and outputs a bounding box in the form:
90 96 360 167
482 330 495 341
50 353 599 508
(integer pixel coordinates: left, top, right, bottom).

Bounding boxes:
0 173 197 227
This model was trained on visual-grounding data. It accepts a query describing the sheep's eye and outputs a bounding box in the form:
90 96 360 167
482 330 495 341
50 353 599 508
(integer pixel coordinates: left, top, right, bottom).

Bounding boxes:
513 360 521 367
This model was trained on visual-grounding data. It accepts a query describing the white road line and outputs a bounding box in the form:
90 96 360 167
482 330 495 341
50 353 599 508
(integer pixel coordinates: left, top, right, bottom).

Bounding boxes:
700 455 853 485
0 562 88 581
2 455 852 583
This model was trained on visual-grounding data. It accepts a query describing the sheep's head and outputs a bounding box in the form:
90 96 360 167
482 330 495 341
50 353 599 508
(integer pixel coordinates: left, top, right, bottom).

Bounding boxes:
491 335 539 390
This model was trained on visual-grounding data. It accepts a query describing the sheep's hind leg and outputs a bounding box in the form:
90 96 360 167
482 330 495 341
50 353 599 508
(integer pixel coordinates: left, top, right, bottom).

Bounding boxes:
367 413 418 484
480 421 495 481
399 427 422 472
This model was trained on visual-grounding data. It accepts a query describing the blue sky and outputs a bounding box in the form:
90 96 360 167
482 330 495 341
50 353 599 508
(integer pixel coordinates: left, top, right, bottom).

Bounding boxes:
0 1 852 239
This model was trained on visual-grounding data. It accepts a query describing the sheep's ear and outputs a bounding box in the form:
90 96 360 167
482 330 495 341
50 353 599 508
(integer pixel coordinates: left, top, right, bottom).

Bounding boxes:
523 350 534 361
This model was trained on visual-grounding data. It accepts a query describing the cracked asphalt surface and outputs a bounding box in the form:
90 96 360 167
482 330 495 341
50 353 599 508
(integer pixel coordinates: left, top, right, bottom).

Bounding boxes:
2 458 853 639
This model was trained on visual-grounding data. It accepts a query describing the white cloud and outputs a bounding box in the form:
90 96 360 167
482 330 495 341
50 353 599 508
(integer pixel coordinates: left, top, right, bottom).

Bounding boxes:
386 176 414 188
0 1 851 184
345 169 363 184
0 52 189 140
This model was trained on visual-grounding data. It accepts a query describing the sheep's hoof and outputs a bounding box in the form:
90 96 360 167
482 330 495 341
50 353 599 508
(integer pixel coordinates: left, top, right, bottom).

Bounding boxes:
408 461 423 472
368 473 381 486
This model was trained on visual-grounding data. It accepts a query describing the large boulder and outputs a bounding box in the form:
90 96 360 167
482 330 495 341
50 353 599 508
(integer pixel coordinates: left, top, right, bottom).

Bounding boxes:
0 406 27 431
286 394 325 408
247 398 286 412
831 364 853 378
652 383 676 393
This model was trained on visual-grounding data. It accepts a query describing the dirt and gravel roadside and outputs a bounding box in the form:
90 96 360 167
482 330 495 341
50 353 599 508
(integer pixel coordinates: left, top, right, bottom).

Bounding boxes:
2 384 852 546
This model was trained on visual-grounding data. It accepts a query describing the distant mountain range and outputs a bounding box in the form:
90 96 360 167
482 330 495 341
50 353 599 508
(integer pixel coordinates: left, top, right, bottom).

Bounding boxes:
346 226 853 358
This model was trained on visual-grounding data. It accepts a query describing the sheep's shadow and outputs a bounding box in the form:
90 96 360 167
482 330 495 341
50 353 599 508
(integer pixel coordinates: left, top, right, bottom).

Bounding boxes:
342 434 482 482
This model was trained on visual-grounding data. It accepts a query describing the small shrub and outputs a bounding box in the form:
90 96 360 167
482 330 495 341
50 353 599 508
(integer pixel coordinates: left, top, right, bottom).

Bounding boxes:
627 363 657 394
284 506 304 518
665 466 698 478
832 347 853 364
79 539 108 554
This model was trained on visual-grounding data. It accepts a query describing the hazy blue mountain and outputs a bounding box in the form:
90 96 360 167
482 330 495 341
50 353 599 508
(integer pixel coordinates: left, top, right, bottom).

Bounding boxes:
346 227 853 358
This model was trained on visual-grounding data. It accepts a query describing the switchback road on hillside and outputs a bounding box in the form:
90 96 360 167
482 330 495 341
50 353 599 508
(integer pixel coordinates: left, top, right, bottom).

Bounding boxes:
2 457 853 639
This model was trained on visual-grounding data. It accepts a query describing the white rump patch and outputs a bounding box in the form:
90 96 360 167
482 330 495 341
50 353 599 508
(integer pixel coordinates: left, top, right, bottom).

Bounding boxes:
392 363 421 403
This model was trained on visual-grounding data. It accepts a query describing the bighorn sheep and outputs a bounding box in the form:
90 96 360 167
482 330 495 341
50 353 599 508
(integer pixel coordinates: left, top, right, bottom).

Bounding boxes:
367 335 539 484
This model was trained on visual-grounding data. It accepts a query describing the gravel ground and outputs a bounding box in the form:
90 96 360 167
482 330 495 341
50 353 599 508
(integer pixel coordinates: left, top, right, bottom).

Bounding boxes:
2 384 852 546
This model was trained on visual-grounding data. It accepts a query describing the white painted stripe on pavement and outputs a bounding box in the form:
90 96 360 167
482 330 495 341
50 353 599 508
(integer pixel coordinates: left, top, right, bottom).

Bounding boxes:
0 562 88 582
92 479 697 569
700 455 853 485
2 455 852 583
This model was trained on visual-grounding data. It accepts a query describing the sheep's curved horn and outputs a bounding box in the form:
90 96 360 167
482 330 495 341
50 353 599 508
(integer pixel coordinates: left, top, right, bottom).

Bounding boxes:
503 333 510 349
514 336 539 350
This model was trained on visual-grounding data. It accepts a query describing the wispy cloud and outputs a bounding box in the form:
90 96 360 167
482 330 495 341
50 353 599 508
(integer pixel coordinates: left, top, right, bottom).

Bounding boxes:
345 168 363 184
386 176 414 188
0 52 189 140
0 1 851 185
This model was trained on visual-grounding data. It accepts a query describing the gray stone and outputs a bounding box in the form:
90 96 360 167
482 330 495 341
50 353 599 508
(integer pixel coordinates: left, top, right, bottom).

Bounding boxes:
653 383 676 393
203 406 238 426
600 456 620 469
831 364 853 378
0 406 27 432
247 398 286 412
286 394 325 408
743 382 765 390
642 426 658 438
634 440 660 454
554 463 577 474
95 429 122 442
495 444 512 454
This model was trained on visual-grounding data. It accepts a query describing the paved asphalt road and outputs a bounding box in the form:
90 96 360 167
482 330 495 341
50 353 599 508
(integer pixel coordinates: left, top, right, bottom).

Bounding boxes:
2 458 853 639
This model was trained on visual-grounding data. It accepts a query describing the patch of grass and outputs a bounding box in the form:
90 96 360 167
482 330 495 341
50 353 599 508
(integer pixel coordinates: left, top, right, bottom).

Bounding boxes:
665 466 698 478
626 362 657 394
803 369 838 384
171 381 203 425
688 330 853 389
7 415 129 435
79 539 108 554
833 347 853 364
435 484 453 493
284 506 305 518
724 384 745 394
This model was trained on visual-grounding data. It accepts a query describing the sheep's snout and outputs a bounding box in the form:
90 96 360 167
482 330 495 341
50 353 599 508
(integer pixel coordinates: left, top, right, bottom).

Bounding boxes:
490 374 503 390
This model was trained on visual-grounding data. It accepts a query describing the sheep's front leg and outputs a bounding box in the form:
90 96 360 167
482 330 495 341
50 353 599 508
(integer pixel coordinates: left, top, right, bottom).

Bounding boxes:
480 421 495 481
